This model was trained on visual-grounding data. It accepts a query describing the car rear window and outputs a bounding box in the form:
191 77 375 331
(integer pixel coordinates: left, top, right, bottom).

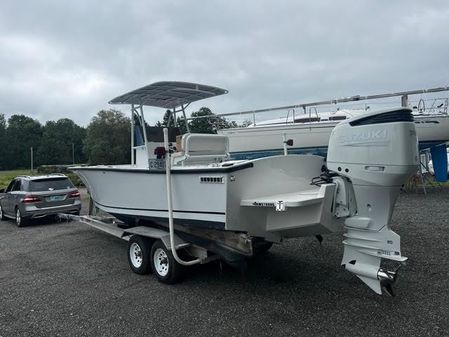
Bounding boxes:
29 178 74 192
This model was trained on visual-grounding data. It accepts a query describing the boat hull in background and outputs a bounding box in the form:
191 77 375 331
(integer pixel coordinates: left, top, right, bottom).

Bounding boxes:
221 114 449 160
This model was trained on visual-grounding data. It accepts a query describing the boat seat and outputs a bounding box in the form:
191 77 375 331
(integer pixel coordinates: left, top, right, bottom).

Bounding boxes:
171 133 230 166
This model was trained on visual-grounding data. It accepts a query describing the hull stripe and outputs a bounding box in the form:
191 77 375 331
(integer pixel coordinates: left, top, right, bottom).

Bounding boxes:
94 200 226 216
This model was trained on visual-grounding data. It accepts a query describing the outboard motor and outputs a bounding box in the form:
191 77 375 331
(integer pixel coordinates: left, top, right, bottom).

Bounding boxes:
327 108 418 295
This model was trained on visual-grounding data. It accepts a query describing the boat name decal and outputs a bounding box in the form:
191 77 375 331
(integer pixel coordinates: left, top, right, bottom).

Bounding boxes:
252 202 275 207
200 176 224 184
149 159 166 170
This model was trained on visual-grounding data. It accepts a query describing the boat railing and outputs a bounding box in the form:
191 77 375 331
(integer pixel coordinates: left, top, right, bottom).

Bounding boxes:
188 86 449 128
412 97 448 115
284 108 296 125
227 96 449 129
308 107 320 122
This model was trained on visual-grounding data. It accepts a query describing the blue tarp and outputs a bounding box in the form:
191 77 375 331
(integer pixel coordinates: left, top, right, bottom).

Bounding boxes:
431 144 448 182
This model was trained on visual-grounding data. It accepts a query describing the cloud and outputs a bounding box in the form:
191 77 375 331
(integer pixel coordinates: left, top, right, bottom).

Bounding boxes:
0 0 448 126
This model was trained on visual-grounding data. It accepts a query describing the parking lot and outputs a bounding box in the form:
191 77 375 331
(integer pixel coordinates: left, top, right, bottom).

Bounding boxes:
1 187 448 337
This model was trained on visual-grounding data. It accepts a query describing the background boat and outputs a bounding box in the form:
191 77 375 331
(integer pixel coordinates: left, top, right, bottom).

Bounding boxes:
215 87 449 181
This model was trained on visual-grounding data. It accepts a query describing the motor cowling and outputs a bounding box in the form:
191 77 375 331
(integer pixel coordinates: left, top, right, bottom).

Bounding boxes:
327 108 419 186
327 108 419 295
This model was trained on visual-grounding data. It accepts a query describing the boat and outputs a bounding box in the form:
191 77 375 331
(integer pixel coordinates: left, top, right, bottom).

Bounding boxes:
70 81 419 295
216 87 449 180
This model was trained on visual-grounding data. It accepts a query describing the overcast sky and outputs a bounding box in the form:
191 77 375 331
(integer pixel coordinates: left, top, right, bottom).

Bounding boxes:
1 0 448 126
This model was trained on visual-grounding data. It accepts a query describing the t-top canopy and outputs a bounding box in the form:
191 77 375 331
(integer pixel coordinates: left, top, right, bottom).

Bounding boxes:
109 81 228 109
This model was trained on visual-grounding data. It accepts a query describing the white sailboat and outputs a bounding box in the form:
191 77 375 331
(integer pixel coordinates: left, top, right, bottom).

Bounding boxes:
220 107 448 158
215 87 449 180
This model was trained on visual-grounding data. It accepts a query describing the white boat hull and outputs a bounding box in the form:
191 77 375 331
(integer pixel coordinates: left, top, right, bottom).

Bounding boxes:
221 114 449 159
74 165 229 229
72 155 339 239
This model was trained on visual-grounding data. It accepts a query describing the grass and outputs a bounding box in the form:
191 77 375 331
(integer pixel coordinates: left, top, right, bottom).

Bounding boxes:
0 170 33 189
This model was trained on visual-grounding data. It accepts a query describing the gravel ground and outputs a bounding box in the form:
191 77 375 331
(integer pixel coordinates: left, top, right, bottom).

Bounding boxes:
0 187 448 337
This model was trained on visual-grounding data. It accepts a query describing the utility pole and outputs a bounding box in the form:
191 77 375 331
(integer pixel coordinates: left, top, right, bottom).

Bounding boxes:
30 147 33 173
72 143 75 164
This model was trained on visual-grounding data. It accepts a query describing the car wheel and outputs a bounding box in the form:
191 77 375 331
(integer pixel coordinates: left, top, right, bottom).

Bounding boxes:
15 208 27 227
151 240 184 284
127 235 152 275
0 205 6 220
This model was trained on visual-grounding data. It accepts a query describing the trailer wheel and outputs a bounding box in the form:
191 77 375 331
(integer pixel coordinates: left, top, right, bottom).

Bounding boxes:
127 235 152 275
253 241 273 256
151 240 183 284
257 242 273 254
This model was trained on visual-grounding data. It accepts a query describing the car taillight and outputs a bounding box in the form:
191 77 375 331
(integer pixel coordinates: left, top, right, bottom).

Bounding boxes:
22 195 40 203
68 190 80 198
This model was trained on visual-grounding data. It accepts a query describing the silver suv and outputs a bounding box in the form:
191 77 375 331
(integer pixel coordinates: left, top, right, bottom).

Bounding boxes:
0 174 81 227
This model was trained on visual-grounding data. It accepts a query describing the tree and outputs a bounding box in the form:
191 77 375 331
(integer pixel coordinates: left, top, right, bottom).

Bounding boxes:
155 110 174 127
37 118 86 165
188 107 238 133
154 107 238 134
176 116 188 134
84 109 130 165
5 115 42 169
155 110 189 133
240 119 253 127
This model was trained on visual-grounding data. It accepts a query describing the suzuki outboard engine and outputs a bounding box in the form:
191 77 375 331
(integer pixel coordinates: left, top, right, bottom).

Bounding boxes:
327 108 418 295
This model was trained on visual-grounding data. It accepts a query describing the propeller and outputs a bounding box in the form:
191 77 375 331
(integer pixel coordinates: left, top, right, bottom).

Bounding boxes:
378 266 401 297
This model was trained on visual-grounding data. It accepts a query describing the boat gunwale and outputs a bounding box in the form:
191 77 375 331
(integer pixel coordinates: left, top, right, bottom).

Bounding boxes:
69 162 254 174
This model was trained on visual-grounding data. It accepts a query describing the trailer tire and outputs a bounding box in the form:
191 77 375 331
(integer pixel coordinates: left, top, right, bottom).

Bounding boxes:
127 235 152 275
253 242 273 256
151 240 183 284
257 242 273 254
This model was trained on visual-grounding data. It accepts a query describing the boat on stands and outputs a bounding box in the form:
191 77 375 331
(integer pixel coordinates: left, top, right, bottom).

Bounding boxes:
70 81 419 295
216 87 449 180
